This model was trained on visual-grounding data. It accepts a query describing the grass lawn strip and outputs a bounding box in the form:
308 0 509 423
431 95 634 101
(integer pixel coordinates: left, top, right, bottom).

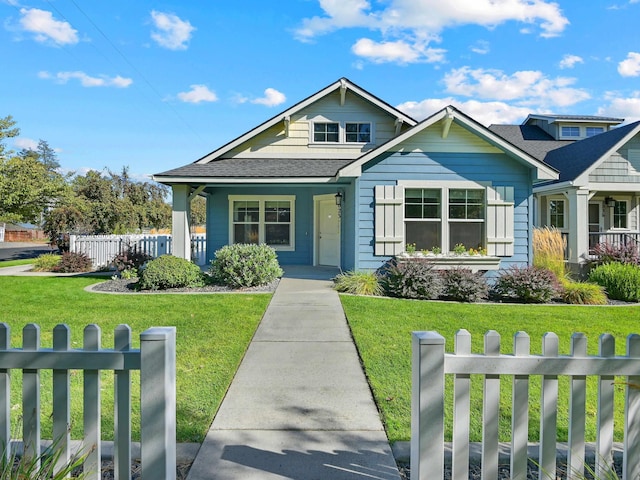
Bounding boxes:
0 259 36 268
341 295 640 445
0 276 271 443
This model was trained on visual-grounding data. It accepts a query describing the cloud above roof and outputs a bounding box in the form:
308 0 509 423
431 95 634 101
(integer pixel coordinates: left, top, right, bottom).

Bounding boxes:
295 0 568 64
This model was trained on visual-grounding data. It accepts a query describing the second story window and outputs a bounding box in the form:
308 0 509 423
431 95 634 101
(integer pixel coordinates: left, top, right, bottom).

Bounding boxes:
561 126 580 137
313 122 339 142
345 123 371 143
586 126 604 137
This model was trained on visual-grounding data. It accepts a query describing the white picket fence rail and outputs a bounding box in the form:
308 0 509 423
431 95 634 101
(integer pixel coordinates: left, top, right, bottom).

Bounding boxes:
0 223 5 242
69 234 207 267
0 323 176 480
412 330 640 480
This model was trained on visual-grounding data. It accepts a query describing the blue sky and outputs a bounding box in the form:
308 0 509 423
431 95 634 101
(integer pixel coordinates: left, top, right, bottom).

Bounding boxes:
2 0 640 180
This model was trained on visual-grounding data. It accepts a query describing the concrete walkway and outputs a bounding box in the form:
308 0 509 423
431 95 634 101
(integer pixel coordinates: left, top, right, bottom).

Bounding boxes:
186 267 402 480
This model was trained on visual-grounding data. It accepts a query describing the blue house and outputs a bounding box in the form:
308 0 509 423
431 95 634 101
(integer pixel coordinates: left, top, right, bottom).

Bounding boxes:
153 78 557 271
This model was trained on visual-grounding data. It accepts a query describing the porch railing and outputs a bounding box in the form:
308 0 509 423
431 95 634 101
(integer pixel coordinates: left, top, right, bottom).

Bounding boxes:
411 330 640 480
560 232 640 261
0 323 176 480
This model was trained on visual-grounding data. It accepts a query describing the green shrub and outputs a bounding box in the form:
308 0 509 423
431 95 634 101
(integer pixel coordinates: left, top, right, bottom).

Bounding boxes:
382 259 443 300
139 255 205 290
492 265 560 303
51 252 93 273
560 279 607 305
209 244 283 288
440 268 488 302
589 262 640 302
32 253 61 272
334 270 383 296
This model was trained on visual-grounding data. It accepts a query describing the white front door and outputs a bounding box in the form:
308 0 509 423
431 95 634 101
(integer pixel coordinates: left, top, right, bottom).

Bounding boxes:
317 198 340 267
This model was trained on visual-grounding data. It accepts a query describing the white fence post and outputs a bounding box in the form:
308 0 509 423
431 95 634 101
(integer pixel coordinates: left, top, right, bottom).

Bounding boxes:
539 332 559 480
140 327 176 480
83 325 101 480
597 334 615 478
624 334 640 480
452 329 471 480
511 331 530 480
482 330 501 480
52 324 71 476
568 333 587 480
22 324 41 467
114 325 132 480
411 331 445 480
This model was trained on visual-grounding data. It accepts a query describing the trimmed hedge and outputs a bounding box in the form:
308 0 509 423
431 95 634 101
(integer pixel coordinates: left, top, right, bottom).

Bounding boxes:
209 244 283 288
139 255 205 290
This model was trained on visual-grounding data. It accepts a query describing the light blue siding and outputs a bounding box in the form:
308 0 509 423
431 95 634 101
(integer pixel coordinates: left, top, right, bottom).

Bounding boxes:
355 151 533 272
205 185 352 266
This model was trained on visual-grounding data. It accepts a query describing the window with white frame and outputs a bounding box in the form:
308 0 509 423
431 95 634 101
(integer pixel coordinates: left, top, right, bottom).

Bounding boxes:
230 196 295 250
313 122 339 142
561 126 580 138
586 126 604 137
345 122 371 143
404 187 485 251
613 200 628 229
311 121 372 144
549 199 565 228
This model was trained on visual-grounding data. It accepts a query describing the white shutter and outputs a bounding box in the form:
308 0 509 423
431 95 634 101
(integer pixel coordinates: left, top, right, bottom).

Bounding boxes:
374 185 404 256
486 186 514 257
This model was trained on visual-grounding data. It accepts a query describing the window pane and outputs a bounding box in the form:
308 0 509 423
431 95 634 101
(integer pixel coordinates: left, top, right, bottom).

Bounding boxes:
586 127 604 137
346 123 371 143
404 189 440 219
406 221 441 251
549 200 564 228
449 205 466 219
313 123 339 142
614 201 627 228
233 201 259 222
449 189 484 219
562 126 580 137
234 224 259 244
450 222 484 251
265 224 290 246
265 201 291 223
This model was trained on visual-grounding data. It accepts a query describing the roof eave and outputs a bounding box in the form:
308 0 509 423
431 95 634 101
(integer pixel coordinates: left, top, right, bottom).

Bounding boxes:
152 175 337 185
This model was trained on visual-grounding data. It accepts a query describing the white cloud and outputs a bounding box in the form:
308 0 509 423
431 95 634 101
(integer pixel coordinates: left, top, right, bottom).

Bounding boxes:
470 40 490 55
251 88 286 107
19 8 78 46
39 70 133 88
559 54 584 69
618 52 640 77
14 137 38 151
397 98 532 126
597 91 640 123
150 10 195 50
295 0 568 64
177 85 218 104
352 38 445 64
442 66 590 107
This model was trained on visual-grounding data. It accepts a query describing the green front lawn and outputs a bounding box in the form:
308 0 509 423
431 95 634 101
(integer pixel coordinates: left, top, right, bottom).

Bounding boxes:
341 295 640 445
0 259 36 268
0 276 271 443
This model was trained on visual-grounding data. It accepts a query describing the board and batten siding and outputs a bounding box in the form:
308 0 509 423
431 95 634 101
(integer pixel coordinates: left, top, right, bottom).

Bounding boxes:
355 150 532 272
225 90 411 158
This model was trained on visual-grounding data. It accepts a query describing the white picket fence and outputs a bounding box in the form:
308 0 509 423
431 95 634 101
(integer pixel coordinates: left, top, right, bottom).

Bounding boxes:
69 234 207 267
412 330 640 480
0 223 4 242
0 323 176 480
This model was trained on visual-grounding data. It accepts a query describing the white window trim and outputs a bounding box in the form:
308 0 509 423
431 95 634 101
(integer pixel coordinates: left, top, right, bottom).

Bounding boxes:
228 195 296 251
401 180 487 253
309 120 374 146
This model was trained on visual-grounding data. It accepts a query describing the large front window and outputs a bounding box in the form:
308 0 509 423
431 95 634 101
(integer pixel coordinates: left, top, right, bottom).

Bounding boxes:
230 196 295 250
405 188 485 252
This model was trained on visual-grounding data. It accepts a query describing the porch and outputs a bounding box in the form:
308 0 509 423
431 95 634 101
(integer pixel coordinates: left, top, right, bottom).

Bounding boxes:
562 231 640 261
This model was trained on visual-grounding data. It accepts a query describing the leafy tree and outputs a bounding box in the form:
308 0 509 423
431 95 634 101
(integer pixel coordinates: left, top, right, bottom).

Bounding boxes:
0 115 19 158
191 195 206 226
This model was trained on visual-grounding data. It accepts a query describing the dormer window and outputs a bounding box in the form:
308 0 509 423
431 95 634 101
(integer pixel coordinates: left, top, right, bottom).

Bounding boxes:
586 126 604 137
561 126 580 138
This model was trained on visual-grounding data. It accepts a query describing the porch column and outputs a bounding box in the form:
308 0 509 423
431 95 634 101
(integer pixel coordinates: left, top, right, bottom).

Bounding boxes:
171 184 191 261
567 189 589 265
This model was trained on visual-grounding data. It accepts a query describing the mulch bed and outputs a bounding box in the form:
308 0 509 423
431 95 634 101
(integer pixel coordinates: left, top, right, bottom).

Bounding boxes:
89 277 279 294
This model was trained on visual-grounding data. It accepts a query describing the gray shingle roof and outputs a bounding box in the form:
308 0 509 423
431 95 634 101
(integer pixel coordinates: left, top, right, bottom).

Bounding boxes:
543 120 640 182
155 158 355 179
490 121 640 183
488 125 570 161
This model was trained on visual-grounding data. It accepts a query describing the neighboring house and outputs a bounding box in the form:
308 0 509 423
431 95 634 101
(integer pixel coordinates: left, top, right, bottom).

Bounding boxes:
490 114 640 274
153 78 557 272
